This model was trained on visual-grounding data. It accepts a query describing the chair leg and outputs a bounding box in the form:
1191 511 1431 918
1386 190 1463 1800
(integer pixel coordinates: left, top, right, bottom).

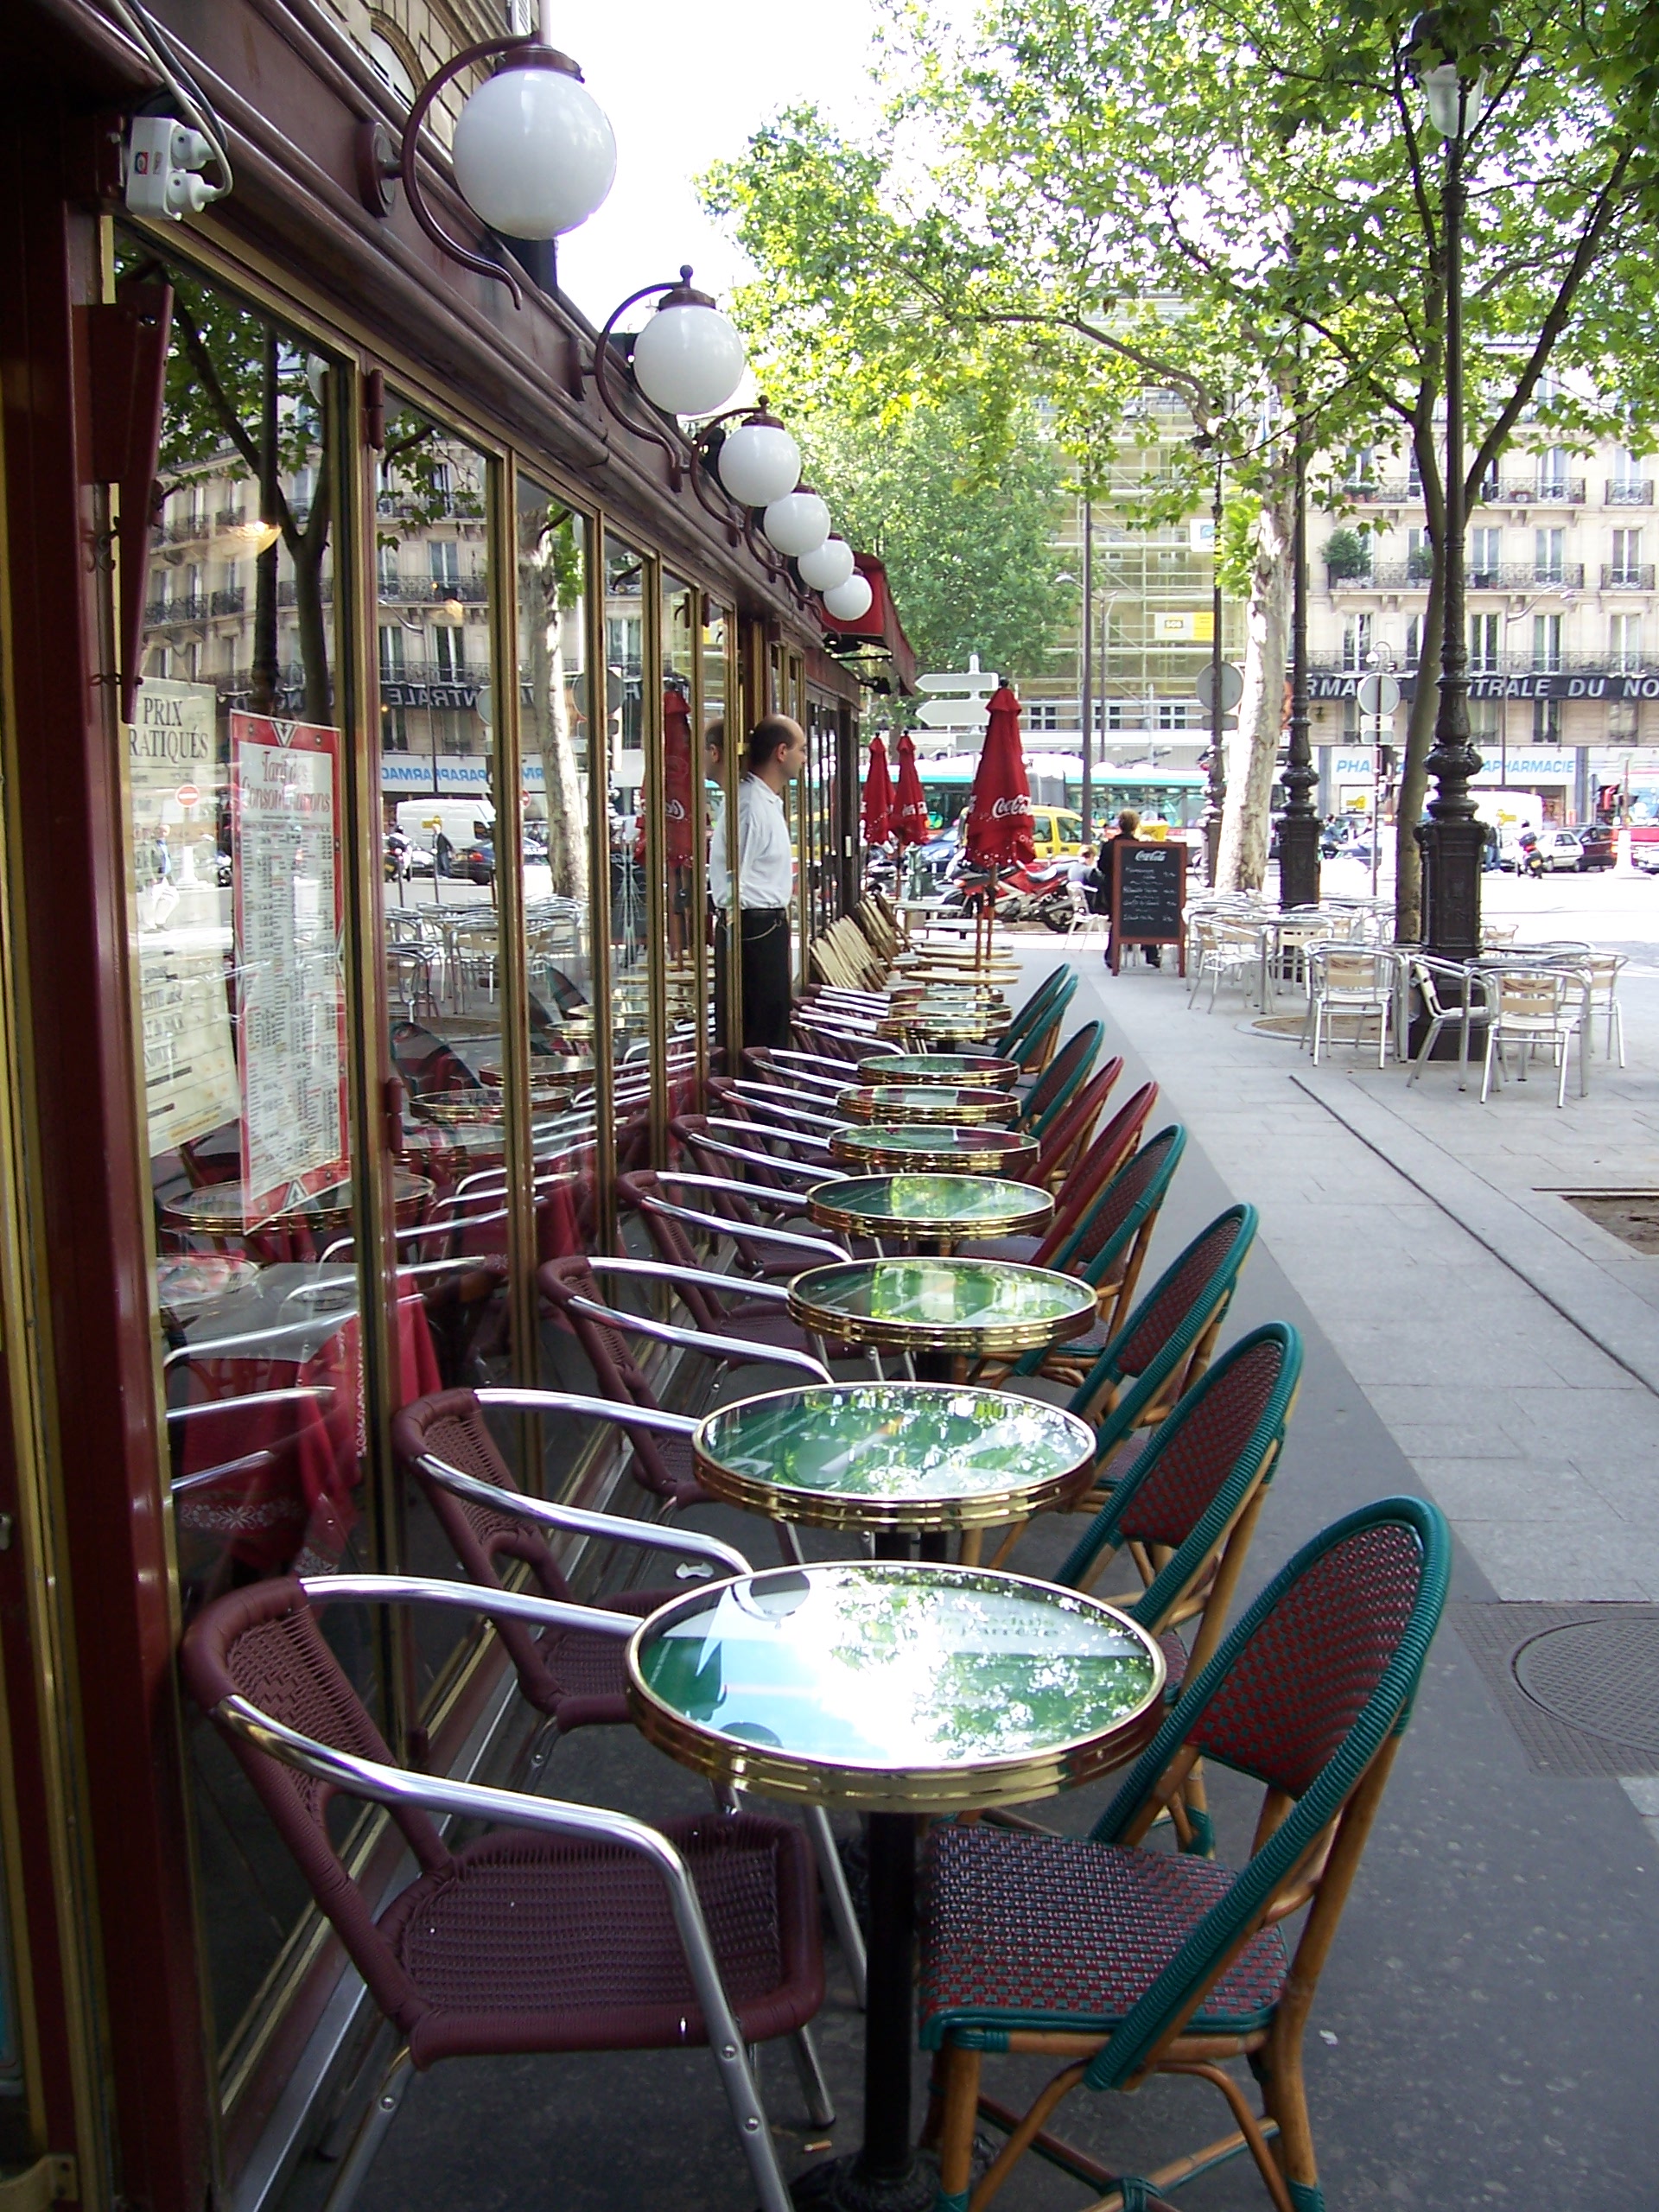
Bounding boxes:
804 1804 868 2008
934 2044 982 2212
787 2021 836 2129
320 2046 416 2212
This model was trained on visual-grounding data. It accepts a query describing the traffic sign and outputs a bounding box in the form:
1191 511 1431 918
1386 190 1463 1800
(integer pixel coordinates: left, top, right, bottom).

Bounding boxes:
175 783 200 807
917 671 999 696
1195 662 1243 712
917 701 982 729
1356 672 1402 718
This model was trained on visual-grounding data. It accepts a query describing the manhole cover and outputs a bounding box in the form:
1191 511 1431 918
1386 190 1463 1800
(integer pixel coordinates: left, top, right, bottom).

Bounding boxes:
1513 1617 1659 1751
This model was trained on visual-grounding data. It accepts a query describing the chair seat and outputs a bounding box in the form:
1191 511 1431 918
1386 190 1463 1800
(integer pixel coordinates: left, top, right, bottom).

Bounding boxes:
919 1824 1289 2049
536 1586 677 1729
382 1812 823 2067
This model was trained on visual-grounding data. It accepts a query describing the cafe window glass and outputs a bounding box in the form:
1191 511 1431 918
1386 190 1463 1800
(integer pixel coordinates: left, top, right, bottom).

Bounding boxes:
604 537 654 1163
662 572 702 1116
702 605 732 1062
116 238 373 2080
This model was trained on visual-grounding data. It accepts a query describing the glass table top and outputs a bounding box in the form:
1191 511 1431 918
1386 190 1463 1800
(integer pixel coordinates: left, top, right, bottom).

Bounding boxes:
627 1561 1164 1809
694 1382 1094 1529
807 1173 1052 1241
858 1053 1020 1087
878 1008 1003 1039
829 1124 1039 1174
836 1084 1017 1126
789 1255 1097 1354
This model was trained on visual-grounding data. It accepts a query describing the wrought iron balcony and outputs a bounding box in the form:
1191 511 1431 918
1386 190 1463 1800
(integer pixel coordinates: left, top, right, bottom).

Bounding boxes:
143 594 208 626
276 577 336 607
209 587 245 616
1606 480 1653 505
1602 564 1656 590
1325 561 1584 592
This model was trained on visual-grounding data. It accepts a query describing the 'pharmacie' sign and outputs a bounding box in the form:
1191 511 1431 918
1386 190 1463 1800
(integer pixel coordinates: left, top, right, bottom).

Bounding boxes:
1313 667 1659 702
1330 747 1574 783
380 753 547 792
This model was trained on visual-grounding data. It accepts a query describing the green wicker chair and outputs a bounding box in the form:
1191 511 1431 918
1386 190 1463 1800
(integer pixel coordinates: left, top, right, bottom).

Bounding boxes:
1058 1203 1259 1516
1015 1020 1103 1140
921 1494 1452 2212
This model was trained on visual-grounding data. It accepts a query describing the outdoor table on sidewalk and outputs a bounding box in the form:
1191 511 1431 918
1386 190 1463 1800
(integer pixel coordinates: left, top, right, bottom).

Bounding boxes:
856 1052 1020 1088
691 1381 1094 1550
835 1084 1017 1126
788 1254 1096 1387
162 1169 434 1249
626 1561 1165 2212
828 1124 1039 1176
876 1006 1005 1042
807 1173 1052 1249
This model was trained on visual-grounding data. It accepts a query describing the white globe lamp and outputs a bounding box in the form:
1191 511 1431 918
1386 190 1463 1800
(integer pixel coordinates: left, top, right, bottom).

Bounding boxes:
822 572 874 624
451 53 616 239
797 536 855 593
716 413 802 507
762 486 830 558
629 270 747 416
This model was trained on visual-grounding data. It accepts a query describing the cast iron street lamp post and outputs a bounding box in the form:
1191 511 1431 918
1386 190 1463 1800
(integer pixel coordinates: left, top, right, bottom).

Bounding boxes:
1201 443 1225 885
1278 412 1321 906
1408 8 1499 958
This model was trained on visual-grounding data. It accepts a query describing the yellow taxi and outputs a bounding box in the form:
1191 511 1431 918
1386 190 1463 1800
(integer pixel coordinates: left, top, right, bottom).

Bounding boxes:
1028 805 1087 859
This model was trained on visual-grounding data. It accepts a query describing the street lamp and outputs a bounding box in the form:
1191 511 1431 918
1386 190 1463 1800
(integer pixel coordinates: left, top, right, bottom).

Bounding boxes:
1277 391 1322 908
1405 6 1503 957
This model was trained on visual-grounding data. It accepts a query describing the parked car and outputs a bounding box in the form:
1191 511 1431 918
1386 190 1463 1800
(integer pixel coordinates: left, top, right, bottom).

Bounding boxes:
1500 826 1583 874
1571 823 1615 871
452 836 495 886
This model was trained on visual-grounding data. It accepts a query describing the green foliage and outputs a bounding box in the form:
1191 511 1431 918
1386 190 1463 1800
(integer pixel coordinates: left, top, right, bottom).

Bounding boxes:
798 393 1073 683
1324 527 1374 579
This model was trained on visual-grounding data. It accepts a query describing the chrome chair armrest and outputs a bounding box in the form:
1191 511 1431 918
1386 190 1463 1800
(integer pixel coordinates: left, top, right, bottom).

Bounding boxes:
565 1295 834 1383
474 1385 696 1437
657 1171 814 1218
587 1254 795 1306
167 1387 332 1420
163 1312 354 1366
677 1133 846 1186
639 1196 846 1262
707 1116 833 1158
415 1455 749 1579
300 1569 641 1637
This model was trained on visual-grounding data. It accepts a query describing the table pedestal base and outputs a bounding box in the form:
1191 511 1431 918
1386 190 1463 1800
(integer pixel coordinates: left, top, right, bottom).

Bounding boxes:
788 2149 940 2212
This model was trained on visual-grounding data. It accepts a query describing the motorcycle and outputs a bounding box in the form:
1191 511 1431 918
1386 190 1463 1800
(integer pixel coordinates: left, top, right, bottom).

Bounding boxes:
942 856 1079 932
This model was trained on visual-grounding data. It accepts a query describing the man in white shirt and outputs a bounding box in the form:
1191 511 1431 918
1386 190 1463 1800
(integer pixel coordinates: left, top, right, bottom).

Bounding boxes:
709 714 807 1050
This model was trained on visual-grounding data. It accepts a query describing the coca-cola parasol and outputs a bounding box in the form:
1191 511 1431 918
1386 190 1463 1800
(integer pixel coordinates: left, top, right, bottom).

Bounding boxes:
663 685 694 867
893 730 930 848
963 683 1034 869
861 733 893 844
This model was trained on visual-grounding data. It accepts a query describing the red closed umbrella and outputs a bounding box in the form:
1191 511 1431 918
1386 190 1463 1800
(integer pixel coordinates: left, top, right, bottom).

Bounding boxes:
861 734 894 844
663 685 694 867
893 731 930 848
963 684 1034 869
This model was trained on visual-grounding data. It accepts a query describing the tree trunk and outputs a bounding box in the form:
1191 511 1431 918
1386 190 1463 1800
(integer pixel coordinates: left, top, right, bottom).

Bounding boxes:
517 509 588 902
1217 481 1291 891
1394 569 1444 941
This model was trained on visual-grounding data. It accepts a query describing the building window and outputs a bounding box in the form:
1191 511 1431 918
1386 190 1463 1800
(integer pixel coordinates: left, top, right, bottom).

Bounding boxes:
432 627 463 680
1533 696 1562 742
378 625 404 680
429 461 453 512
1611 613 1644 671
1154 699 1189 730
1406 451 1423 498
429 540 460 588
1340 613 1373 671
1470 613 1501 673
1406 615 1422 668
381 705 410 753
1535 527 1565 584
377 544 401 598
1470 527 1501 586
1025 700 1060 731
1532 613 1562 672
1536 447 1568 499
1469 698 1500 743
1611 528 1644 585
1344 445 1375 490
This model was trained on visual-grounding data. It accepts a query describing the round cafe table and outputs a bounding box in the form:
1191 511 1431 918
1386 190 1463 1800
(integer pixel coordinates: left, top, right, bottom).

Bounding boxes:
835 1083 1016 1127
692 1380 1093 1540
626 1561 1165 2212
806 1172 1052 1248
789 1254 1095 1385
828 1123 1038 1177
876 1006 1003 1042
857 1052 1019 1088
162 1168 433 1247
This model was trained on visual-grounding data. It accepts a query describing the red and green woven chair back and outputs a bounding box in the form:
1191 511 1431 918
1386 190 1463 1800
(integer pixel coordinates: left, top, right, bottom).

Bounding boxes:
1020 1020 1102 1136
1071 1126 1185 1276
1083 1496 1451 2091
994 966 1071 1056
1035 1082 1159 1264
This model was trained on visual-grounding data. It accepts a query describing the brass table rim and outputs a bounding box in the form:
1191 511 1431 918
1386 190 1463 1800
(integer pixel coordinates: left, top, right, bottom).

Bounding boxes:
805 1174 1053 1242
835 1085 1016 1127
787 1255 1098 1356
857 1054 1020 1087
828 1126 1039 1175
690 1380 1095 1530
624 1560 1167 1811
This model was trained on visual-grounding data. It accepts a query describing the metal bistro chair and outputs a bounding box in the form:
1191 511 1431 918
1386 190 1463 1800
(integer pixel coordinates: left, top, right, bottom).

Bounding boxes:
392 1388 868 2011
1408 956 1495 1091
921 1495 1451 2212
966 1084 1159 1268
1479 964 1587 1107
181 1574 822 2212
1008 1124 1188 1369
1306 943 1396 1068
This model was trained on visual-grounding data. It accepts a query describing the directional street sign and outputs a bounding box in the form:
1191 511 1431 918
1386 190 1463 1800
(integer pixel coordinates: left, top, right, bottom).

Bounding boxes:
917 701 982 729
918 671 999 696
1195 661 1244 713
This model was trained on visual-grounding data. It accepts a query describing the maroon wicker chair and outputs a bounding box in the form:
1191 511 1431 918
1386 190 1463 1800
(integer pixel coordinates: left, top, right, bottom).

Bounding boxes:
181 1573 822 2212
975 1081 1159 1266
393 1385 869 2007
1021 1060 1123 1191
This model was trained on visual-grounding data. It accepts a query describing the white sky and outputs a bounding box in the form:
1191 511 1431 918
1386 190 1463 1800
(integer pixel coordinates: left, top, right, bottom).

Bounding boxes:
552 0 887 331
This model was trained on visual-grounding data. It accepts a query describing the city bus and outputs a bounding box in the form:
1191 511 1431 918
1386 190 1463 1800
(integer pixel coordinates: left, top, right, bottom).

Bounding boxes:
913 751 1208 838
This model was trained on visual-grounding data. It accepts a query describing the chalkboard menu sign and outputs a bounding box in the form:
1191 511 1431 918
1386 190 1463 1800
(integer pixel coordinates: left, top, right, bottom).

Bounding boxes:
1109 839 1188 974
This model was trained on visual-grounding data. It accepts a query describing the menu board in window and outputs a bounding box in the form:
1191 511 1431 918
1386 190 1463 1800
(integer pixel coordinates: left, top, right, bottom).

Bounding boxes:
128 678 239 1155
231 713 347 1217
